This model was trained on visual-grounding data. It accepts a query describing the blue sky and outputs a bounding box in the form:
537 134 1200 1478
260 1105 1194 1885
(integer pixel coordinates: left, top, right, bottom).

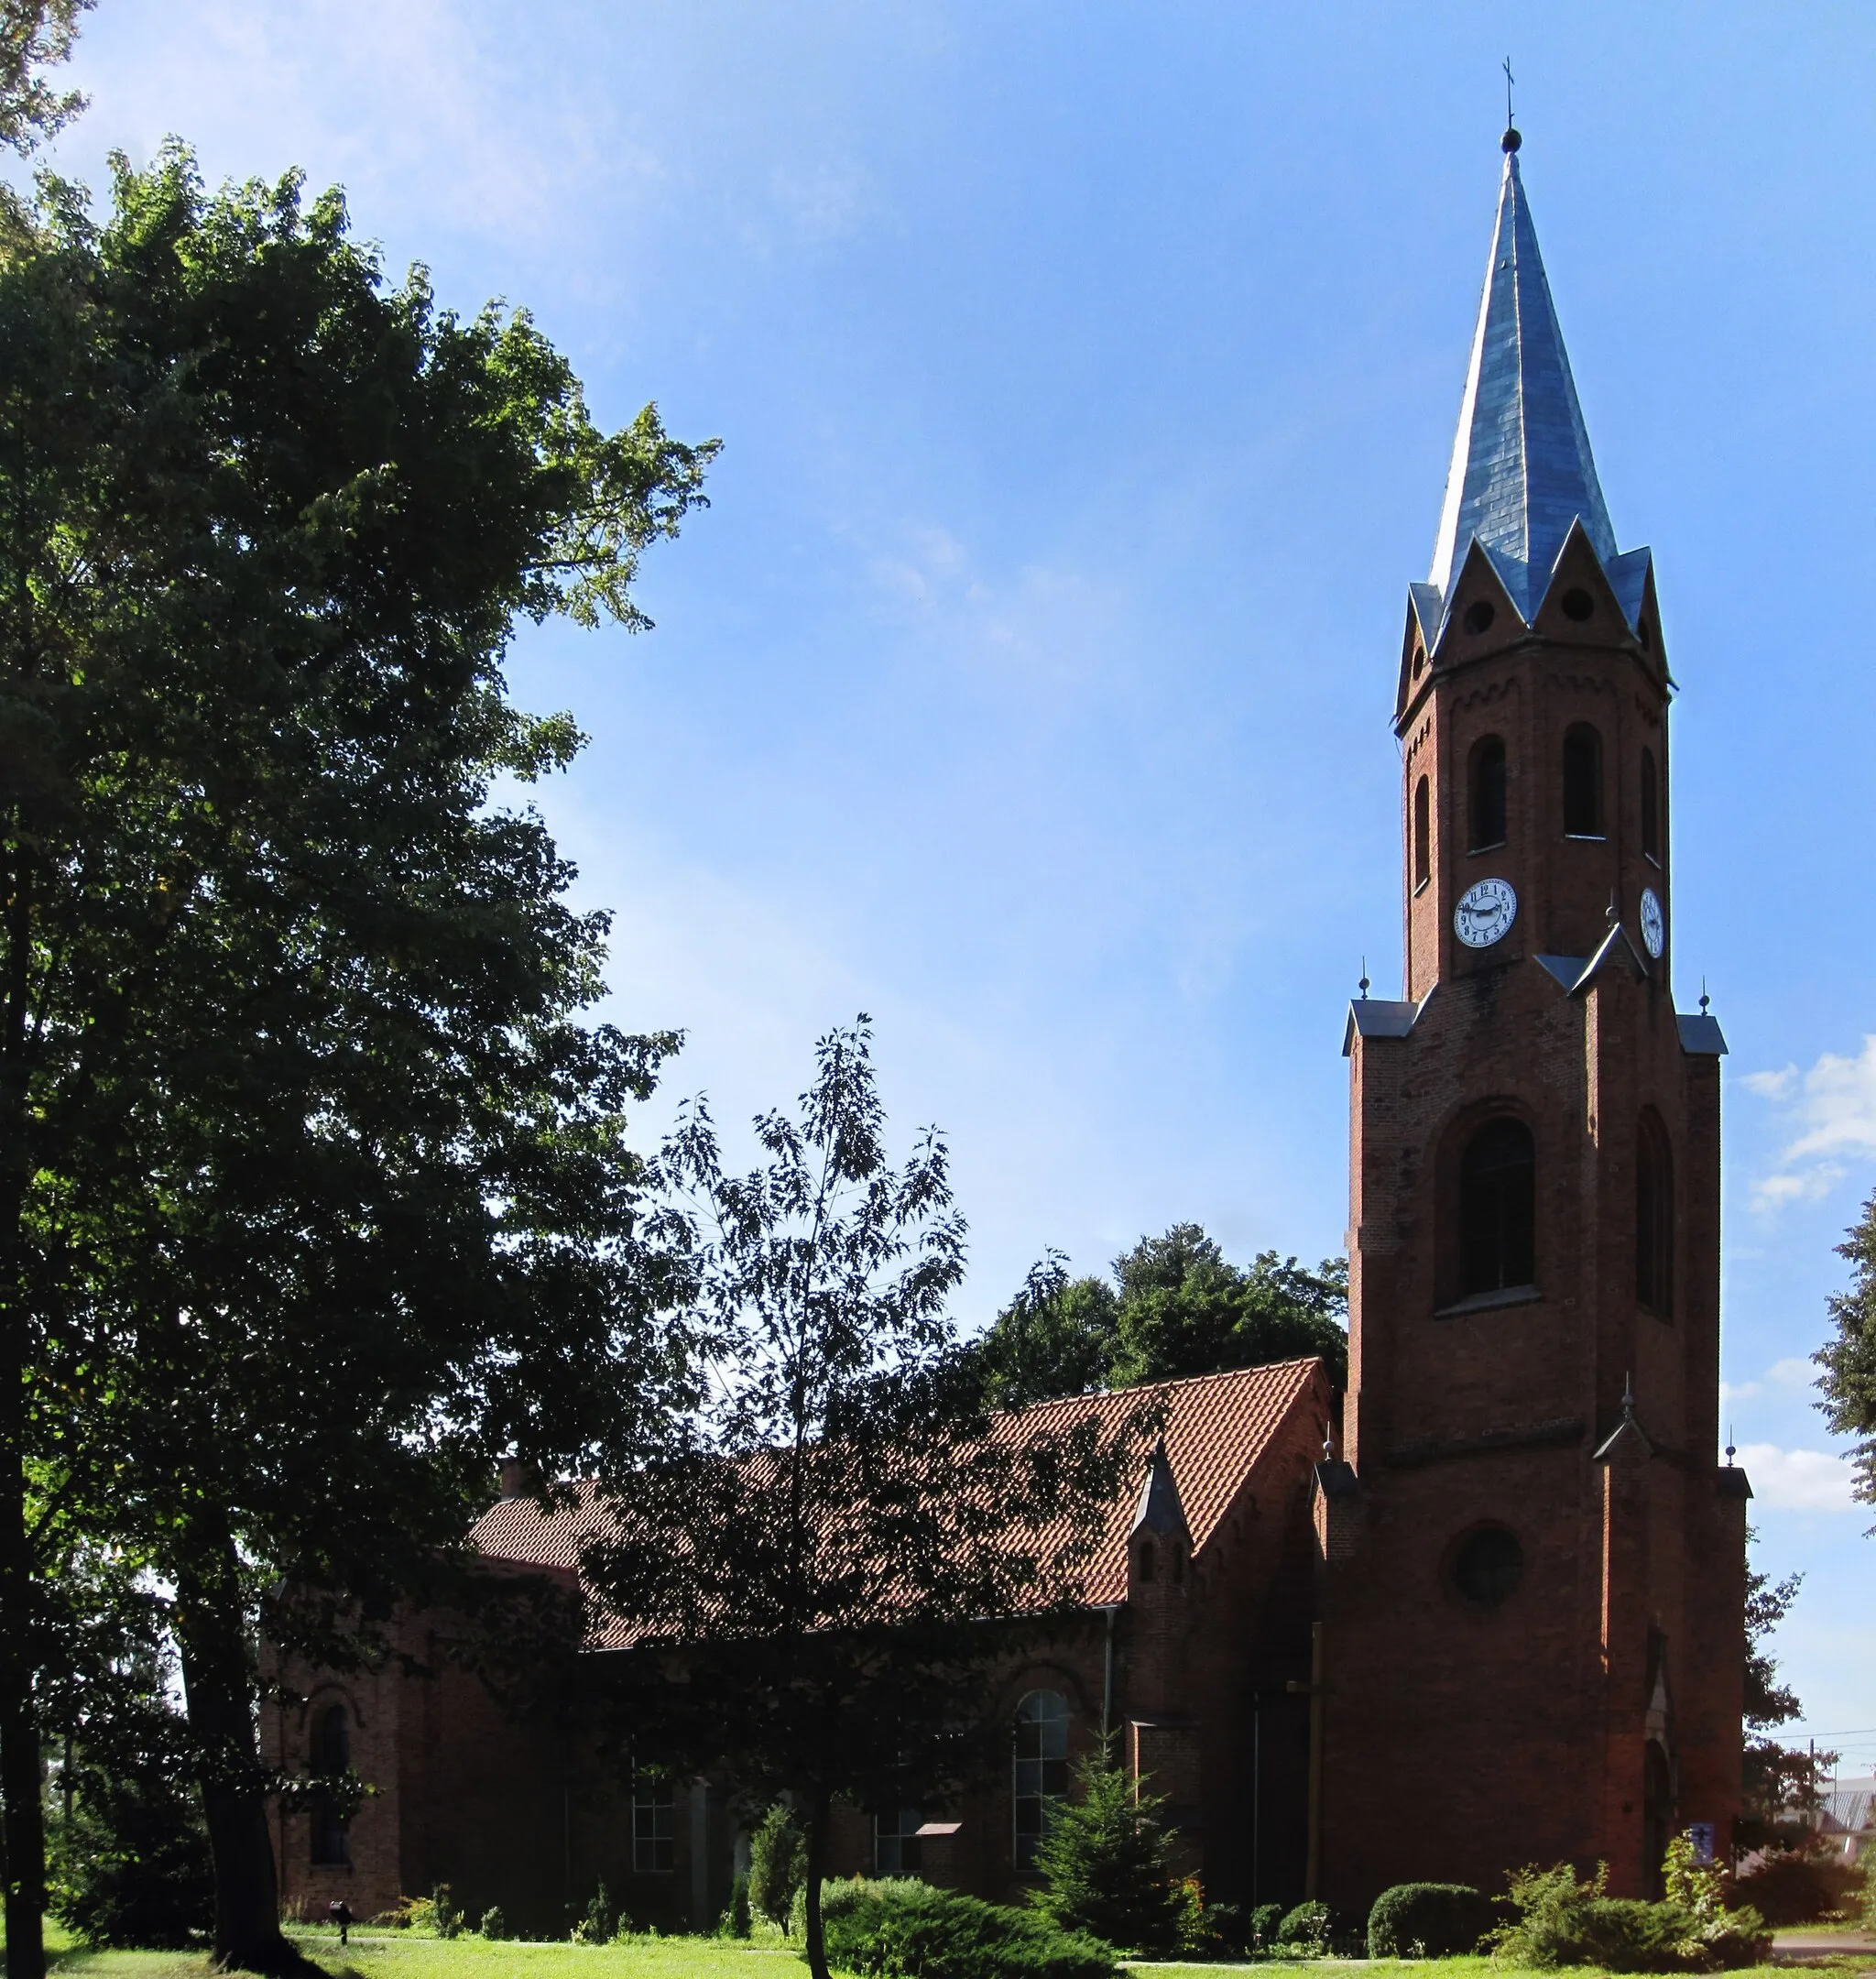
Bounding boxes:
39 1 1875 1757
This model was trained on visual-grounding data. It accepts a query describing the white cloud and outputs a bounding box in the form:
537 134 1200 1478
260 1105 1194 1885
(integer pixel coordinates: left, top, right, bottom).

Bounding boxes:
1747 1034 1876 1209
1733 1443 1860 1513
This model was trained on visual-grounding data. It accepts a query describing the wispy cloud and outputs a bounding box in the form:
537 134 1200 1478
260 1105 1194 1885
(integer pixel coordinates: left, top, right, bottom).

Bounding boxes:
1745 1034 1876 1209
1734 1443 1860 1513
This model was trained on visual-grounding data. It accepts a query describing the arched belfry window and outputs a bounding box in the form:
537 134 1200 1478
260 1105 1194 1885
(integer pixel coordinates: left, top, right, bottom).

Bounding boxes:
1636 1111 1674 1317
1013 1689 1069 1870
1412 776 1431 891
1563 725 1603 836
1469 736 1507 851
1641 749 1660 861
1460 1118 1536 1296
310 1701 351 1866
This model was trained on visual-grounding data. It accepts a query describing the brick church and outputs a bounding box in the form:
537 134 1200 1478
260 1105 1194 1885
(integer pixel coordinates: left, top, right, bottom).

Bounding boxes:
266 132 1747 1933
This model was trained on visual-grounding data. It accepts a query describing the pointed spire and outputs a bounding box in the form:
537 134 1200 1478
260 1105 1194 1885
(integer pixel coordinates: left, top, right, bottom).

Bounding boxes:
1129 1438 1191 1542
1427 142 1618 622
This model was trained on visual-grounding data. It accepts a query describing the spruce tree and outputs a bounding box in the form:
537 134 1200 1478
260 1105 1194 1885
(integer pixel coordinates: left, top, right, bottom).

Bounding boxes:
1030 1745 1186 1955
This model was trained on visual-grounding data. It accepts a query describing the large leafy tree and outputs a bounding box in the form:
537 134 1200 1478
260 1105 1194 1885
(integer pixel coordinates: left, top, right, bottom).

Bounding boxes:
982 1224 1347 1407
0 147 714 1974
1817 1191 1876 1517
584 1022 1144 1979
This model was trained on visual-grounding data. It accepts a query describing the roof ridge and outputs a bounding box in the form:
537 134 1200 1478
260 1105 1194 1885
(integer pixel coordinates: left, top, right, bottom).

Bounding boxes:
994 1353 1326 1427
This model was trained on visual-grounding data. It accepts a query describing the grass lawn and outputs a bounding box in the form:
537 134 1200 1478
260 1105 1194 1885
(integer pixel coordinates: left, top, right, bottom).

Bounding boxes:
5 1926 1872 1979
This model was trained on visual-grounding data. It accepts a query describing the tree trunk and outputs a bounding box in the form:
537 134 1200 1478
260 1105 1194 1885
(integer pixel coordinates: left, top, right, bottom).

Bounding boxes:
0 1521 47 1979
802 1788 833 1979
0 1284 45 1979
176 1546 297 1974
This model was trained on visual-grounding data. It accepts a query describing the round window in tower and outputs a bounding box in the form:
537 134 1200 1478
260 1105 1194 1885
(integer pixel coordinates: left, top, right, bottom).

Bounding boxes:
1561 587 1594 622
1463 599 1496 636
1452 1525 1524 1609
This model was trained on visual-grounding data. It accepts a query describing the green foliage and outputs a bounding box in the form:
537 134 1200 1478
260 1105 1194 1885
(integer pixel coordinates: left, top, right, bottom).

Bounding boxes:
750 1805 809 1934
718 1875 751 1940
1247 1903 1283 1955
1738 1526 1832 1853
817 1875 1118 1979
573 1882 619 1946
981 1230 1347 1409
1819 1190 1876 1512
0 0 93 160
47 1751 213 1948
584 1022 1142 1979
477 1908 508 1941
979 1256 1118 1409
1365 1883 1496 1958
1028 1748 1186 1956
0 129 714 1972
433 1886 465 1942
1275 1901 1333 1954
1488 1860 1770 1972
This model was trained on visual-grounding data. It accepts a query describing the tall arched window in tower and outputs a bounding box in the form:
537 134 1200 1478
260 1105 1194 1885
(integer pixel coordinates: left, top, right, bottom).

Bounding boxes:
1636 1110 1674 1317
1412 776 1431 890
1459 1118 1536 1296
1562 723 1603 836
1469 736 1507 850
1012 1689 1069 1870
1641 748 1660 861
310 1701 351 1866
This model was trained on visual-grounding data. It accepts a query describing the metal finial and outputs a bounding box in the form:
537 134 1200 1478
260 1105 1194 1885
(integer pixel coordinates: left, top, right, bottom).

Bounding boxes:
1725 1425 1737 1467
1699 978 1711 1015
1501 57 1522 151
1607 889 1620 924
1323 1423 1336 1460
1358 956 1370 1000
1621 1372 1636 1421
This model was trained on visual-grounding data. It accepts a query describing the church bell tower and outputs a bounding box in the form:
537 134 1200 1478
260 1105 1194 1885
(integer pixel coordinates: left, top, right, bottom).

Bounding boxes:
1314 129 1748 1908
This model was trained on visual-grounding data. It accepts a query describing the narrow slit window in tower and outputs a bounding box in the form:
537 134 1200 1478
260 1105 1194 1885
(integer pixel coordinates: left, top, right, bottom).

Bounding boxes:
1413 775 1431 890
1459 1118 1536 1296
1641 748 1660 860
1469 736 1507 850
1562 724 1603 836
1636 1112 1674 1317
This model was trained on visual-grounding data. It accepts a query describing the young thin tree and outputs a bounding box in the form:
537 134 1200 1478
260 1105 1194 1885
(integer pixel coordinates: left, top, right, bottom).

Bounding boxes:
584 1021 1146 1979
0 148 714 1974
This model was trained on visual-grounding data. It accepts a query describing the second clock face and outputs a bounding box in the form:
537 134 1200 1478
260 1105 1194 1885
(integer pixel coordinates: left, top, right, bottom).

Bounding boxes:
1640 886 1665 959
1455 877 1518 948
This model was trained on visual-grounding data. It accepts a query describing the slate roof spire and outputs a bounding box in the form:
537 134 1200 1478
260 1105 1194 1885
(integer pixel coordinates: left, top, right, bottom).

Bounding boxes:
1129 1438 1192 1542
1425 136 1619 624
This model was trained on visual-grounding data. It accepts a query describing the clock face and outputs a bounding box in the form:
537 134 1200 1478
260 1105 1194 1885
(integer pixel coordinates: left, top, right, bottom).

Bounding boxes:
1455 877 1518 949
1640 886 1665 959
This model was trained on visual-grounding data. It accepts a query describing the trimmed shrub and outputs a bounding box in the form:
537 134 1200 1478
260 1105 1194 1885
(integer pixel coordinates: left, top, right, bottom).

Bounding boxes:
1367 1883 1497 1958
477 1907 508 1941
818 1875 1118 1979
1277 1901 1333 1954
1248 1903 1284 1955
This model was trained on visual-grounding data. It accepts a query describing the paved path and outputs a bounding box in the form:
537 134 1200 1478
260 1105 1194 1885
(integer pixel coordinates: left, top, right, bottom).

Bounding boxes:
1772 1930 1876 1963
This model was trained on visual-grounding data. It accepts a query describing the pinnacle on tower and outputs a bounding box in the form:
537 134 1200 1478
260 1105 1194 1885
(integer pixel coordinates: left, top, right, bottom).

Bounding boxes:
1416 142 1652 638
1129 1438 1192 1541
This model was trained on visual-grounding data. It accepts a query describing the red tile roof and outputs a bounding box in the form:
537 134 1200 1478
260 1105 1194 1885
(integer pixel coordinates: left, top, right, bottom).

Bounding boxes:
471 1358 1327 1639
